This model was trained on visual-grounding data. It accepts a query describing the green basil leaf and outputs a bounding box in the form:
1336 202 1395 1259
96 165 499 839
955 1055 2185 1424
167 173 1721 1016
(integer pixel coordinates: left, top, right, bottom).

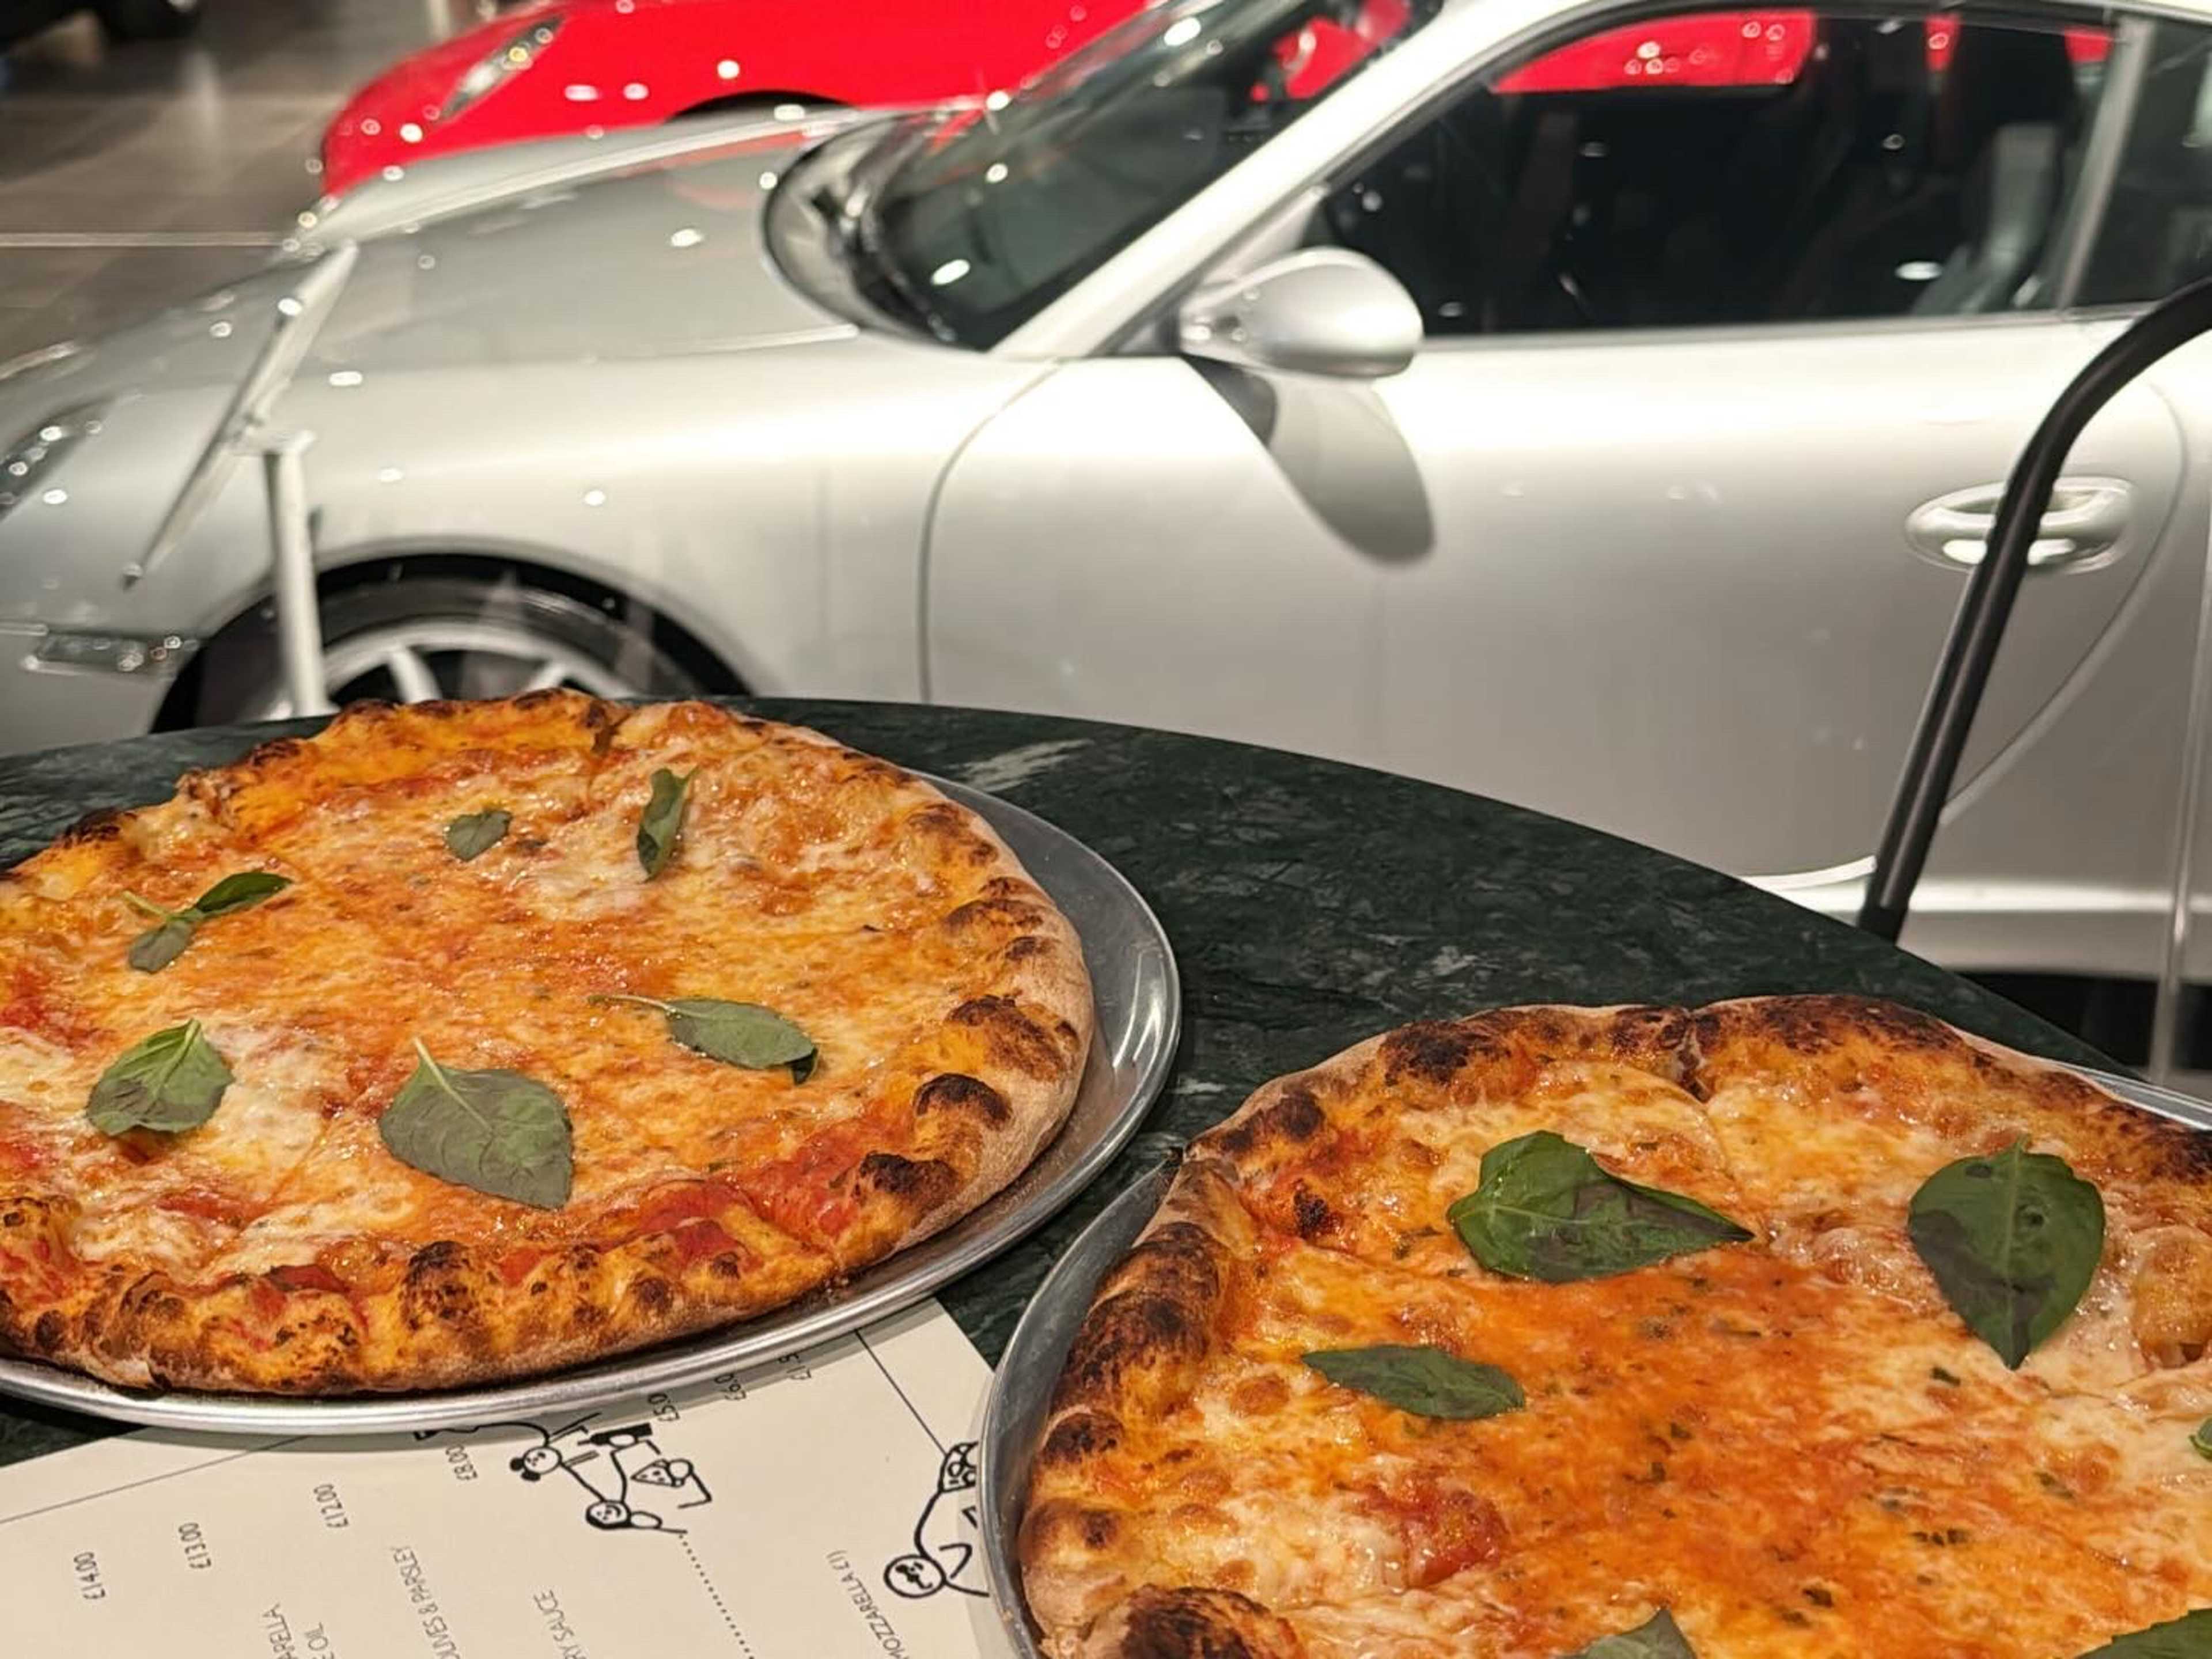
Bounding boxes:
122 872 289 972
2075 1609 2212 1657
378 1040 572 1209
592 994 818 1079
635 767 692 878
127 915 200 974
190 871 291 918
1906 1140 2104 1369
2190 1418 2210 1463
86 1020 233 1134
1302 1344 1522 1420
1563 1611 1698 1658
444 809 512 862
1448 1130 1752 1283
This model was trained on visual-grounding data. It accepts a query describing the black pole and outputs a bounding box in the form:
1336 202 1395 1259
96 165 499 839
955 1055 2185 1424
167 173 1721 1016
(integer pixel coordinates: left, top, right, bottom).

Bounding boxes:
1859 274 2212 942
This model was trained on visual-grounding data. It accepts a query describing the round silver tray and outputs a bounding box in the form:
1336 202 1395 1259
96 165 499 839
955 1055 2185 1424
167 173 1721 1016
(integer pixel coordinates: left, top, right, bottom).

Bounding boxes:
0 777 1178 1435
976 1066 2212 1658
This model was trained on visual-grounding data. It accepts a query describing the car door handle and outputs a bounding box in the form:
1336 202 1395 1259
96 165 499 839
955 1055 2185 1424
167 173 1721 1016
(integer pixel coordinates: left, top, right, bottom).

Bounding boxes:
1905 478 2132 571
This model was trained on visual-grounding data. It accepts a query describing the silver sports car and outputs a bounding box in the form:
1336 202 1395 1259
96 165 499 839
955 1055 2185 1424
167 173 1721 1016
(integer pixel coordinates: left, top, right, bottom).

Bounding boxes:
5 0 2212 1017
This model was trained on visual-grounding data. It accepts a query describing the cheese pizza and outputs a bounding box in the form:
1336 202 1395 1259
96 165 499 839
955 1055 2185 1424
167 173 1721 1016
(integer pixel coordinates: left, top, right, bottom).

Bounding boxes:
1021 997 2212 1658
0 693 1093 1393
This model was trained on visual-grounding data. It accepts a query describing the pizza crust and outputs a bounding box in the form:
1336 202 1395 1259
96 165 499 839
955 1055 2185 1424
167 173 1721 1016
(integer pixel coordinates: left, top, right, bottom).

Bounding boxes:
0 694 1094 1393
1022 996 2212 1659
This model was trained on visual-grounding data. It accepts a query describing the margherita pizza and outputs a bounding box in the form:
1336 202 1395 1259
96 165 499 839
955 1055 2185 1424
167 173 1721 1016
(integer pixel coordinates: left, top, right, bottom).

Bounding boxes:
1021 997 2212 1658
0 693 1092 1393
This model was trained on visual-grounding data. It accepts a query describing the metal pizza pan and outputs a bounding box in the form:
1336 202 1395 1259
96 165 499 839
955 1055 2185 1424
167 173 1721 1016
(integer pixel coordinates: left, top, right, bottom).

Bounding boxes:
977 1067 2212 1659
0 777 1178 1435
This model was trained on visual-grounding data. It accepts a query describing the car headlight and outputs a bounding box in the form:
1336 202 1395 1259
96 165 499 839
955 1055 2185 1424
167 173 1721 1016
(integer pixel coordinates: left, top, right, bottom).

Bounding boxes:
441 12 568 121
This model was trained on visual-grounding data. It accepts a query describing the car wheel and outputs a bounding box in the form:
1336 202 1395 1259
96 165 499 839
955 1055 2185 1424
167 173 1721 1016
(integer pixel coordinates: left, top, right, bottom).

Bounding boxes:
93 0 200 41
188 573 713 724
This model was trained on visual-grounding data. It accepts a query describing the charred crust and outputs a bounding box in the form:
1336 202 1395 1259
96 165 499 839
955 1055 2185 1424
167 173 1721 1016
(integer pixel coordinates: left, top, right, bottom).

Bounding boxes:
1053 1222 1222 1408
400 1241 477 1332
239 734 317 771
1114 1587 1286 1659
407 1240 467 1277
54 808 127 848
948 994 1069 1078
629 1277 673 1314
1003 935 1050 961
1380 1020 1482 1085
1037 1408 1123 1468
903 802 974 838
857 1152 960 1212
32 1309 63 1353
913 1072 1010 1127
1700 994 1960 1060
1054 1288 1211 1409
1291 1187 1332 1240
1211 1084 1325 1162
1022 1497 1124 1558
1604 1004 1695 1079
944 895 1051 935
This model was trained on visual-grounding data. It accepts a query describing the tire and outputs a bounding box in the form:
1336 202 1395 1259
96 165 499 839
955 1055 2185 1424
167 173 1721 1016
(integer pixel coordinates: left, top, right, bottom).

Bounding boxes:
187 571 715 725
93 0 200 41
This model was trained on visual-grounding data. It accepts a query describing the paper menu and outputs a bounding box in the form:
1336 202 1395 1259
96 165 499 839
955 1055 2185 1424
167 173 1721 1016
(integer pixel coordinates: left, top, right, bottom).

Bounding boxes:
0 1301 1017 1659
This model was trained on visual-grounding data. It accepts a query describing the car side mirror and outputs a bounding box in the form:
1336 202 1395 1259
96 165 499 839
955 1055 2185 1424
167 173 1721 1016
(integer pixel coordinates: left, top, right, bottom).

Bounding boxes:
1176 249 1422 379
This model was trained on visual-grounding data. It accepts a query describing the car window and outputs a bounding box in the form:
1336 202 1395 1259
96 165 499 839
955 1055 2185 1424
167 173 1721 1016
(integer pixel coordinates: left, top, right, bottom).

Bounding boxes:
872 0 1440 349
1320 6 2114 335
2077 18 2212 304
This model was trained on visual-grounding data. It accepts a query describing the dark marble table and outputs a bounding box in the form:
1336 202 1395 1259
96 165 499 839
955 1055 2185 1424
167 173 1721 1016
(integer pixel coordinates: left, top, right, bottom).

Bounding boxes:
0 699 2107 1469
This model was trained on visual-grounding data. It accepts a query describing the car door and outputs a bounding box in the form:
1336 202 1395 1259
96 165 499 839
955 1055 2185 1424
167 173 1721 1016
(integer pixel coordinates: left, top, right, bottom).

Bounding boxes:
926 2 2187 888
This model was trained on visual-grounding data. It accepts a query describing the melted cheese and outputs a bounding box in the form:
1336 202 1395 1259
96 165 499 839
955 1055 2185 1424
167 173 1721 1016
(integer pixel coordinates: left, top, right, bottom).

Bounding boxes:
1 697 1076 1306
1050 1038 2212 1658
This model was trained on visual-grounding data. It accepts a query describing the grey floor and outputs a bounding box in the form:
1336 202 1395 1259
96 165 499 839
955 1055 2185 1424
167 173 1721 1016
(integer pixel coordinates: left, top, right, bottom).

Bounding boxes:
0 1 497 359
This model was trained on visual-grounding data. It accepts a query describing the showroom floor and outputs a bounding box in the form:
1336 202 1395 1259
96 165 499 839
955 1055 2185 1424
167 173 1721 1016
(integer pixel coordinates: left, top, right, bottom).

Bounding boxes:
0 1 496 359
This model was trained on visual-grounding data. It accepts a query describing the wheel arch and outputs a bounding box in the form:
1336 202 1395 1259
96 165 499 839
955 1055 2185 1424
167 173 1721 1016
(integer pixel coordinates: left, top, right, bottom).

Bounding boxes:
157 540 752 730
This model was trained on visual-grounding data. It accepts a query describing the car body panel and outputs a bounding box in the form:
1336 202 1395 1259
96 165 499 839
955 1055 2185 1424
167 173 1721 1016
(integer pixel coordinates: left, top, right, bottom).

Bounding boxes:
926 317 2181 877
2 0 2211 1009
262 340 1043 702
0 274 294 633
321 0 1123 195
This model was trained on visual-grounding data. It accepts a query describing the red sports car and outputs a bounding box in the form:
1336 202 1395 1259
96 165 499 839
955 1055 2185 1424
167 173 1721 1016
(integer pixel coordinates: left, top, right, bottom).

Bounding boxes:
322 0 2115 196
320 0 1131 195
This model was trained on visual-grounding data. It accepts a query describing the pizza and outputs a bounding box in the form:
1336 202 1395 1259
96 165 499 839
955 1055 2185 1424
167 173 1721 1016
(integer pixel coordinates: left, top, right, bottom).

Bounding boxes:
0 692 1092 1394
1020 997 2212 1658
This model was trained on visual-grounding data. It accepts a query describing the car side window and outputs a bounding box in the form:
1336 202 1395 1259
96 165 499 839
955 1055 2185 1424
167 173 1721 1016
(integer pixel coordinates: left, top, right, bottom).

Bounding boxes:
1322 7 2115 335
2077 19 2212 304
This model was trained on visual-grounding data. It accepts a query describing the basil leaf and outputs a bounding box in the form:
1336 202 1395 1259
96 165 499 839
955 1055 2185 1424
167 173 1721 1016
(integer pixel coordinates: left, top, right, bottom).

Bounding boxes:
128 915 200 974
2191 1418 2211 1463
2076 1609 2212 1657
635 767 692 878
1563 1611 1698 1658
444 809 512 862
1449 1130 1752 1282
1906 1140 2104 1369
122 872 289 973
378 1040 572 1209
86 1020 233 1134
190 871 290 918
592 994 818 1080
1302 1344 1522 1420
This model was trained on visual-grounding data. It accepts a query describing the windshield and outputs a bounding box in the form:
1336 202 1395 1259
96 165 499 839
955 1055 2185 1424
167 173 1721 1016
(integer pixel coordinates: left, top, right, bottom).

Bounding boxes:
869 0 1437 347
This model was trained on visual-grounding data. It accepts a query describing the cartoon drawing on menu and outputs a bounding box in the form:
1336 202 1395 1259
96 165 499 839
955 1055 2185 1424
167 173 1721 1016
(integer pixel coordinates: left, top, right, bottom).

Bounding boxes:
884 1440 987 1599
416 1415 715 1537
